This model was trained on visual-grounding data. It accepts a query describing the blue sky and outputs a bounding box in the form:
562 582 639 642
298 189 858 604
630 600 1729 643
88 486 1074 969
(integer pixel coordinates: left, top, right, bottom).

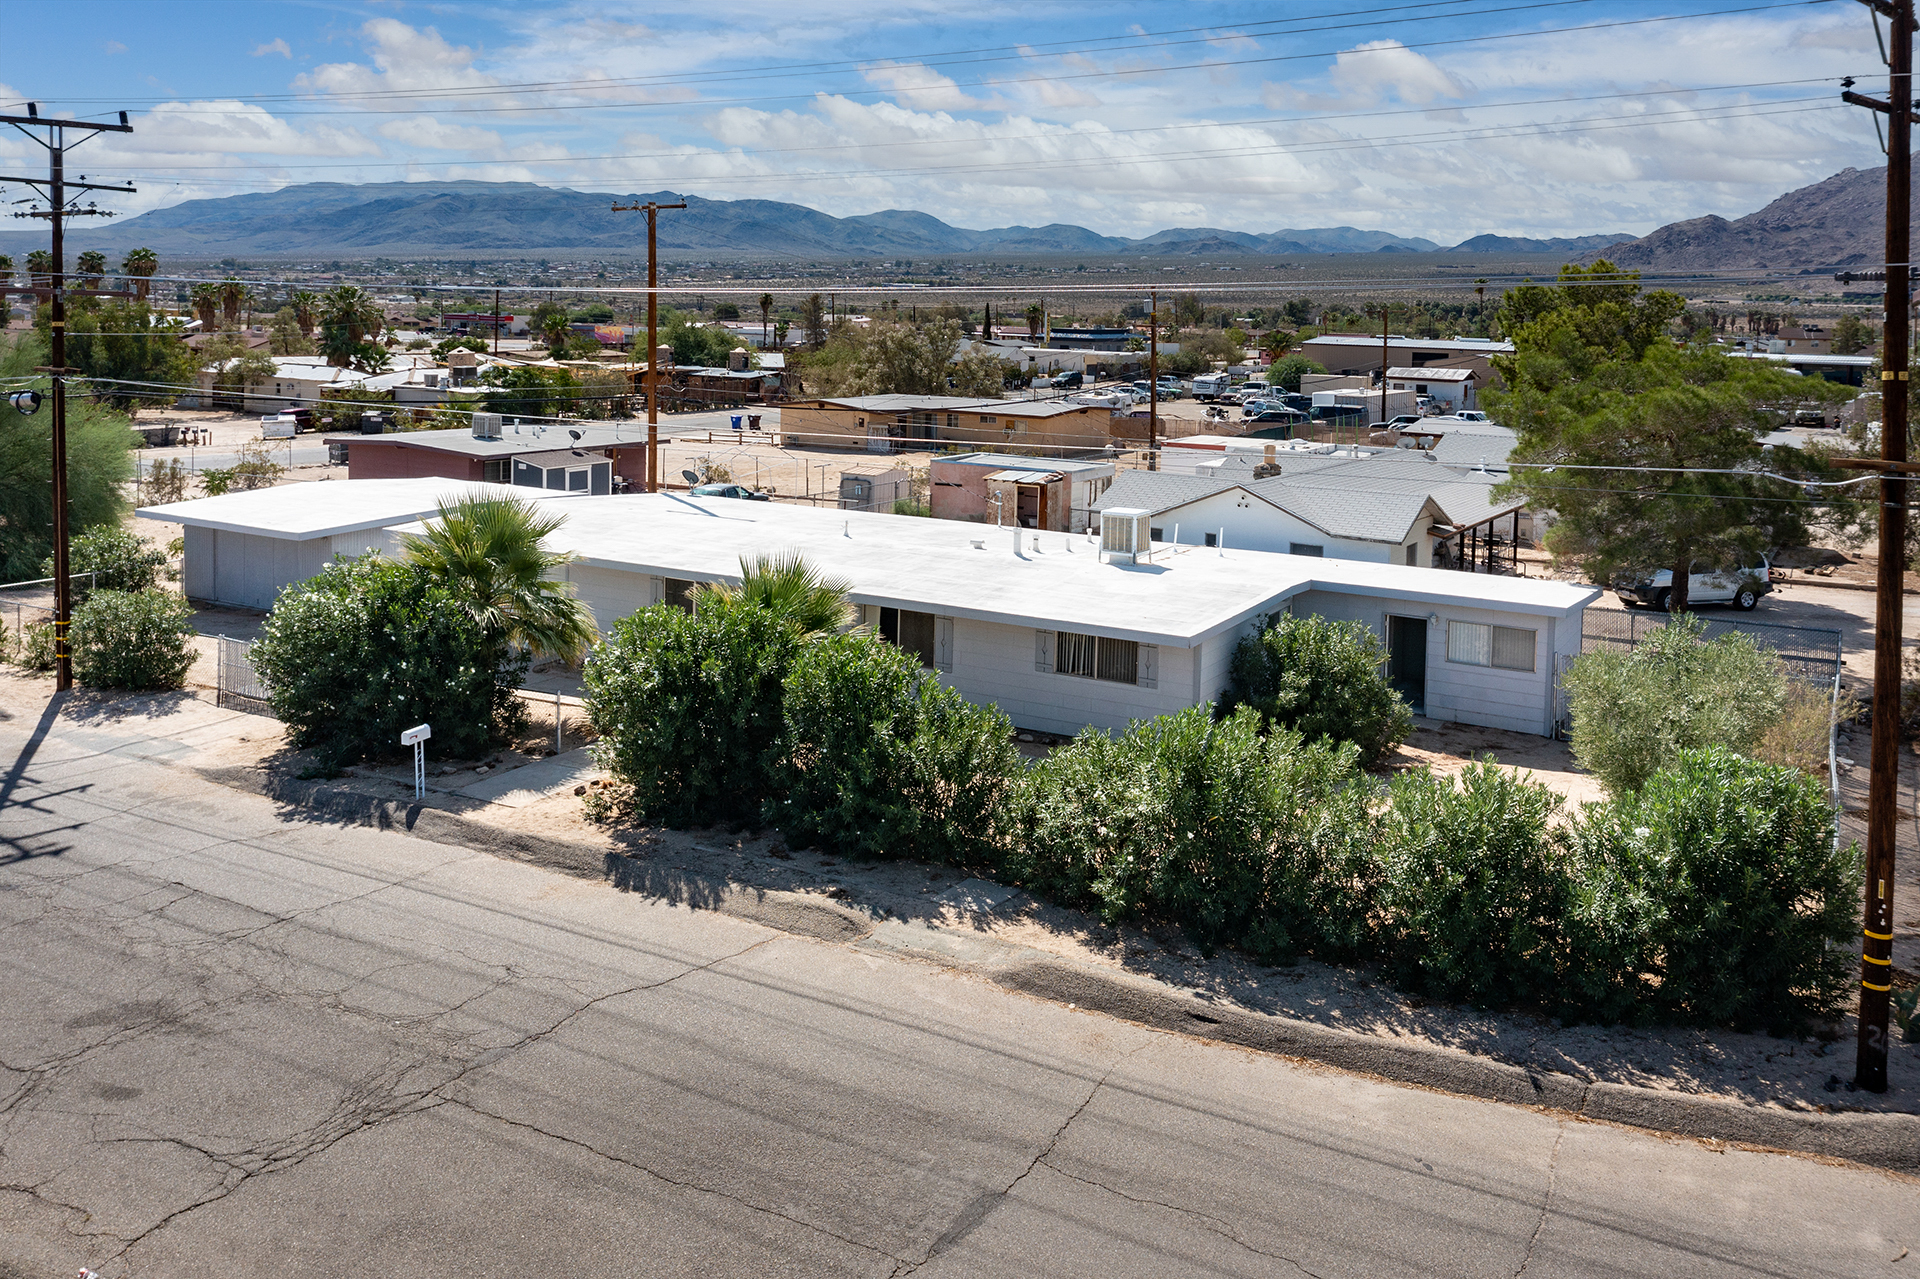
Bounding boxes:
2 0 1890 241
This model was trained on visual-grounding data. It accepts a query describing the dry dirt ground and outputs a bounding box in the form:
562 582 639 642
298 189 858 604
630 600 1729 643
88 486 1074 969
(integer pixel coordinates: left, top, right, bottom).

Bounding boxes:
7 669 1913 1121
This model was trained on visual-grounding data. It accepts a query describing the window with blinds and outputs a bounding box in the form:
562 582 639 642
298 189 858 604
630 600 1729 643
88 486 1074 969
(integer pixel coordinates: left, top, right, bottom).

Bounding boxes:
1055 631 1138 684
1446 621 1535 671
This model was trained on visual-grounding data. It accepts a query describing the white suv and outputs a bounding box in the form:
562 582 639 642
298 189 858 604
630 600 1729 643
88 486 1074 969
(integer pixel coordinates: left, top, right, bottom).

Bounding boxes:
1614 557 1772 612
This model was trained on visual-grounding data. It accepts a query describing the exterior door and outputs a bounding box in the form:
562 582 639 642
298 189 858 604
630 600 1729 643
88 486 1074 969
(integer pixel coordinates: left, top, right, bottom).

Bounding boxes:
1386 616 1427 715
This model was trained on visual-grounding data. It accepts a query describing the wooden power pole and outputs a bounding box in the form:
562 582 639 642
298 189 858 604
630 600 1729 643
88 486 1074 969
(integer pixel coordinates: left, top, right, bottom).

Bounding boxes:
611 199 685 493
0 104 134 691
1148 290 1159 471
1839 0 1911 1092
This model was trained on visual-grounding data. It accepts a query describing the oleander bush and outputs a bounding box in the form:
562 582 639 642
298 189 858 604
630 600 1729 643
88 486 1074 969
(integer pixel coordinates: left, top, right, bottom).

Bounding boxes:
1220 612 1413 768
43 526 167 596
249 553 519 769
69 588 195 690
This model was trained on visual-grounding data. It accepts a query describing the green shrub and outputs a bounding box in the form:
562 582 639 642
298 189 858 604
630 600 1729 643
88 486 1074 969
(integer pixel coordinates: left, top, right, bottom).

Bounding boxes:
1220 612 1413 767
1372 763 1567 1008
249 553 519 768
585 602 799 827
1563 615 1788 795
1009 705 1378 960
44 526 167 595
1561 746 1856 1033
17 618 55 671
69 588 196 689
770 634 1019 864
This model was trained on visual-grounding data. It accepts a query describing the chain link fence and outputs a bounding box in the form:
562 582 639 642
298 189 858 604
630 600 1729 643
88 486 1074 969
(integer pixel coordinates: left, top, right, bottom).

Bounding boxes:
1580 609 1842 684
214 636 274 717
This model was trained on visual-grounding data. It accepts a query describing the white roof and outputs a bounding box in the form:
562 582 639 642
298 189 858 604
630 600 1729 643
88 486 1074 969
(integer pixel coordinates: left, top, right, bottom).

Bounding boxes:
390 493 1597 645
1388 366 1474 381
1303 336 1515 353
135 478 523 541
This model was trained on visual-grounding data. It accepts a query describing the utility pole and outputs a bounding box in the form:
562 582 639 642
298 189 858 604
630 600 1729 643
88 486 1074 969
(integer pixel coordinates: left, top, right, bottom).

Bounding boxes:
611 199 685 493
1148 289 1159 471
1373 304 1395 445
492 286 501 356
0 104 134 692
1838 0 1911 1093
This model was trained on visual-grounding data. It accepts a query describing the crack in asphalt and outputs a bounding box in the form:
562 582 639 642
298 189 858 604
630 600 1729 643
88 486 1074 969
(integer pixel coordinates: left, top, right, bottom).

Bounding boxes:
1514 1121 1565 1277
448 1096 909 1268
1034 1158 1332 1277
890 1036 1157 1277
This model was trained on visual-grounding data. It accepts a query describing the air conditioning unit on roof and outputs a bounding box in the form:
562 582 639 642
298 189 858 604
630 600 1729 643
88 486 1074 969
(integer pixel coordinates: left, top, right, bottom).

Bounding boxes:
1100 507 1151 563
471 412 503 441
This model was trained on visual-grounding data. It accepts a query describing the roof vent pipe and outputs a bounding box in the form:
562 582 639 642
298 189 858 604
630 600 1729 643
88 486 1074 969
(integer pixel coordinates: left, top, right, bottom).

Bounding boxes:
1218 528 1225 556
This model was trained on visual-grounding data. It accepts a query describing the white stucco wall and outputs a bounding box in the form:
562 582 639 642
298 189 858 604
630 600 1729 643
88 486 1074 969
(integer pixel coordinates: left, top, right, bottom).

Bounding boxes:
1291 589 1564 736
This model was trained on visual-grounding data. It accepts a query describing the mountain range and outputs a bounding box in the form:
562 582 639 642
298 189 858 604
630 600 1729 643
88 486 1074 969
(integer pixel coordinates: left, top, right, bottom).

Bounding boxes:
0 180 1634 260
1590 162 1904 271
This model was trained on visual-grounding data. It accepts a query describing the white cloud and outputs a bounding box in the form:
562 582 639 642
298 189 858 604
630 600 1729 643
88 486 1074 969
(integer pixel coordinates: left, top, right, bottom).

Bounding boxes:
1328 39 1468 108
376 117 503 153
861 62 979 112
104 40 127 56
297 20 495 98
251 38 291 59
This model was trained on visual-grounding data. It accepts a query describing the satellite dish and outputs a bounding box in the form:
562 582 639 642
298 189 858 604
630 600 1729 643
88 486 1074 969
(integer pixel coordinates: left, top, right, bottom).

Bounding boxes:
569 429 581 442
681 469 699 484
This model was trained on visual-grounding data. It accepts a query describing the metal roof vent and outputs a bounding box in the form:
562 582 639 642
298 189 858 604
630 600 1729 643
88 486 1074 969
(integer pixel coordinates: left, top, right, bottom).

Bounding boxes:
472 412 502 440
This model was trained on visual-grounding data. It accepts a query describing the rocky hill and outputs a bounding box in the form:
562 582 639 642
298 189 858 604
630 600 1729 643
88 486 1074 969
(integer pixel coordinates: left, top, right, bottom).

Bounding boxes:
0 180 1620 261
1591 162 1909 270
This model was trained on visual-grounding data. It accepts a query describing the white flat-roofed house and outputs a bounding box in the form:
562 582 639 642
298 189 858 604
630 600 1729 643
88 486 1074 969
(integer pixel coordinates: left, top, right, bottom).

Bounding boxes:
388 492 1594 737
1387 365 1478 412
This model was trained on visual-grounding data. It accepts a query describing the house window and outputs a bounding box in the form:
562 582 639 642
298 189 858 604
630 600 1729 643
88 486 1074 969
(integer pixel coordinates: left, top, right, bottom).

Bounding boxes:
1150 527 1164 542
482 459 509 484
1054 631 1140 684
1405 543 1418 566
946 413 958 430
979 415 997 425
1289 543 1324 557
1205 532 1218 548
879 607 938 668
1446 621 1536 671
663 578 697 612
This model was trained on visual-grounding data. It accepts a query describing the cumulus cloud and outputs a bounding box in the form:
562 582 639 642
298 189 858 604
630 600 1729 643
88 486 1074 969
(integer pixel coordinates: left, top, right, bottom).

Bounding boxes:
104 41 127 56
376 117 503 152
861 62 979 112
298 20 495 98
251 38 291 59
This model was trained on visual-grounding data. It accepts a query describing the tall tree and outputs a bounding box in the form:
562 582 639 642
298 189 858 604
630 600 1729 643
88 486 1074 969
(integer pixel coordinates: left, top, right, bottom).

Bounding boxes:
217 277 247 329
1489 262 1847 612
0 255 12 286
120 247 158 300
801 293 827 349
319 285 382 369
289 289 319 336
1025 303 1044 341
759 292 774 347
0 333 135 579
74 251 107 290
189 282 221 329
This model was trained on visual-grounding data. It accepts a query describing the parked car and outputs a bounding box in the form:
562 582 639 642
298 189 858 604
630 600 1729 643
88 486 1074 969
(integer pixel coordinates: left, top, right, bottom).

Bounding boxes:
1613 557 1772 611
1246 408 1306 424
691 483 770 501
1452 410 1491 423
1384 414 1423 428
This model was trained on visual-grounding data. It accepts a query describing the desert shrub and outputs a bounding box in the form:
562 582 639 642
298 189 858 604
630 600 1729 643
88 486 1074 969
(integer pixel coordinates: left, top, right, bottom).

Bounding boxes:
1009 705 1378 960
249 553 517 768
1560 746 1856 1033
17 618 55 671
1371 763 1567 1008
770 633 1020 863
1220 612 1413 767
69 588 195 690
1753 681 1848 776
1562 615 1787 795
199 467 235 496
143 458 191 504
44 526 167 595
585 602 800 827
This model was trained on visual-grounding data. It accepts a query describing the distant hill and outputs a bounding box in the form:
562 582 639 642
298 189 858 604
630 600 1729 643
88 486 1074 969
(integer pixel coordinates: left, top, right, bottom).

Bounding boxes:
1590 162 1909 270
1450 233 1636 254
0 180 1601 260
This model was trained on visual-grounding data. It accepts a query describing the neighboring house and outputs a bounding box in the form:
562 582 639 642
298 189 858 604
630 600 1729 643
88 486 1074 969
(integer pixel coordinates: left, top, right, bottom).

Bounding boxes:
839 466 912 512
1299 335 1514 378
345 421 647 491
192 353 469 414
928 452 1116 532
1094 445 1528 571
780 395 1119 453
1725 349 1874 389
136 478 514 611
1387 365 1477 412
1773 323 1827 354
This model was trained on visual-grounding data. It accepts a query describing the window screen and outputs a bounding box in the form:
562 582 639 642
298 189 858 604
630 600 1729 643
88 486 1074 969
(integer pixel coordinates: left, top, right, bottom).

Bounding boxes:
1491 626 1536 671
1095 637 1139 684
898 610 937 667
663 578 696 612
1447 621 1492 666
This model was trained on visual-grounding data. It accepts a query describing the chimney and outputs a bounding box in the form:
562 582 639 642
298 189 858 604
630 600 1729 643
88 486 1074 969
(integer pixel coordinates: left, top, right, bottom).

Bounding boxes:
728 347 749 372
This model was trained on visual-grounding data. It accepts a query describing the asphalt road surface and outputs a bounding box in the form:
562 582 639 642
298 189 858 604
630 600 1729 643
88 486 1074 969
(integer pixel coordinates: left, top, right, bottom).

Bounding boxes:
1 695 1914 1277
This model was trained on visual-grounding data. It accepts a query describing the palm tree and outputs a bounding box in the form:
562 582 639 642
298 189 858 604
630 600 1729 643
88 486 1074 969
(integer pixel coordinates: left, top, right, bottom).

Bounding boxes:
24 250 55 287
75 251 107 290
402 495 599 665
189 282 221 328
1025 303 1044 341
217 277 247 329
759 293 773 347
0 255 12 286
289 289 319 336
319 284 380 368
691 552 853 638
121 247 158 300
540 310 570 352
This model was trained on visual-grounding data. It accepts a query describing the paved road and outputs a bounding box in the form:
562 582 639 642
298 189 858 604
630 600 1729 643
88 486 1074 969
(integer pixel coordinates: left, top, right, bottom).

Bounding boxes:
0 698 1914 1277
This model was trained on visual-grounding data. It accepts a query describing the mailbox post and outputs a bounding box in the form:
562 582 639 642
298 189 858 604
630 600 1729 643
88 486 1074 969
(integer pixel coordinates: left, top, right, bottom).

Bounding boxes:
401 723 431 799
